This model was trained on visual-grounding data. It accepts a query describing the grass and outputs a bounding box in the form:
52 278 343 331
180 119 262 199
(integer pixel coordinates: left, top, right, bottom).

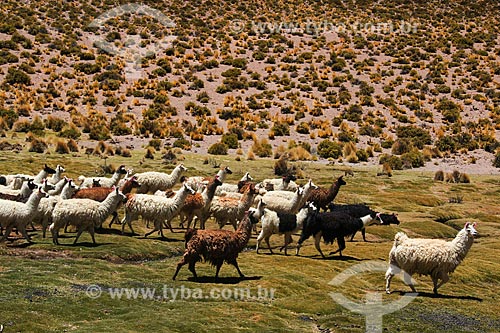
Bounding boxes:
0 148 499 332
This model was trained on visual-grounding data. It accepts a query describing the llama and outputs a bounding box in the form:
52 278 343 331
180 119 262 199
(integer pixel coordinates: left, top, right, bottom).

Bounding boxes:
296 211 382 258
327 203 400 241
262 174 298 191
186 166 233 191
307 176 346 211
72 176 141 228
385 222 478 295
259 186 305 215
256 201 317 255
179 176 222 229
47 177 69 196
78 165 127 188
208 183 259 229
49 187 127 245
33 164 57 184
48 165 65 185
37 179 78 238
0 188 48 243
134 163 187 194
121 183 195 237
214 172 253 196
172 210 258 280
0 179 38 201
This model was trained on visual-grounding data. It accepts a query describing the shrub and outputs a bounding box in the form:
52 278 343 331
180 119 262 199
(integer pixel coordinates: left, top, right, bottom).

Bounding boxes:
395 126 432 149
145 147 155 159
208 142 228 155
45 116 66 132
271 122 290 136
494 150 500 168
173 138 191 150
29 138 47 153
459 173 471 183
434 170 444 181
148 139 162 151
379 154 403 170
251 138 272 157
55 140 70 154
356 149 369 162
4 67 31 85
67 139 79 152
58 123 81 139
401 149 425 168
0 108 18 129
391 138 412 155
121 148 132 157
317 139 342 159
274 155 290 176
221 133 238 149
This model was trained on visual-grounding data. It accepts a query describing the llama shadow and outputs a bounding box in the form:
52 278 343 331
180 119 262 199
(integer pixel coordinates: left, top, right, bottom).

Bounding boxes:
308 254 363 261
137 236 179 243
95 228 124 236
396 291 482 301
58 241 113 247
187 275 262 284
5 241 35 248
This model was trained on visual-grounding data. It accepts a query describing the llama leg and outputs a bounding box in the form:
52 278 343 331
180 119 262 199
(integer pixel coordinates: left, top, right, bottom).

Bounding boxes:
108 211 118 228
350 231 356 242
173 257 187 280
385 264 399 294
188 261 197 279
214 262 223 279
89 225 96 244
229 259 245 278
18 224 31 243
265 236 273 254
434 273 449 294
50 226 59 245
361 228 367 242
73 226 85 245
0 225 14 242
256 230 265 254
314 233 325 258
165 218 174 233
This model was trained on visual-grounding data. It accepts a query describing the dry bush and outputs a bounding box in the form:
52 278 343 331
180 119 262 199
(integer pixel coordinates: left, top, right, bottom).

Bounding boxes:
273 145 287 159
55 140 70 154
29 138 48 153
288 146 312 161
145 147 155 159
67 139 79 152
274 155 290 176
346 152 359 163
434 170 444 181
342 141 357 158
459 173 471 183
105 145 115 156
121 148 132 157
452 170 461 183
247 150 256 160
377 163 393 177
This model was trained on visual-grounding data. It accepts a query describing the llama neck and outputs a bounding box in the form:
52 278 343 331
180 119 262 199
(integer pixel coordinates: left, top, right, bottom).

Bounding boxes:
26 192 44 212
238 190 255 210
290 191 304 211
216 169 228 183
34 170 47 183
235 216 253 249
96 192 121 216
120 179 135 194
110 171 122 184
296 207 309 228
203 182 219 204
60 183 74 199
327 180 342 201
20 183 32 197
451 229 475 262
50 179 67 195
173 187 190 205
51 170 62 184
170 165 185 182
360 214 375 227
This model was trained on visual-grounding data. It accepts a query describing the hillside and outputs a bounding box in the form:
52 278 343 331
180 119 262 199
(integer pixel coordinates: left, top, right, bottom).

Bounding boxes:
0 0 499 173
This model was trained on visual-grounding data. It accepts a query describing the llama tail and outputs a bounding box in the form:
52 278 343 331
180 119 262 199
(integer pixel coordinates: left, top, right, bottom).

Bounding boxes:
393 232 408 247
48 223 55 232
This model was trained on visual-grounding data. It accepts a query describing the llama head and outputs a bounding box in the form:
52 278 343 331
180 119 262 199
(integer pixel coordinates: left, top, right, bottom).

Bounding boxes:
183 182 196 195
223 166 233 174
92 179 102 187
464 222 478 237
178 164 188 172
44 164 57 174
118 165 127 174
38 187 49 198
27 179 38 190
307 179 318 190
112 186 128 203
56 165 65 173
337 175 347 186
129 175 141 188
379 213 400 225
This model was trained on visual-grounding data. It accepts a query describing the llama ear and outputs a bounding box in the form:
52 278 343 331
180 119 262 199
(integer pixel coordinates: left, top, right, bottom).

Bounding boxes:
472 222 477 227
464 222 470 228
